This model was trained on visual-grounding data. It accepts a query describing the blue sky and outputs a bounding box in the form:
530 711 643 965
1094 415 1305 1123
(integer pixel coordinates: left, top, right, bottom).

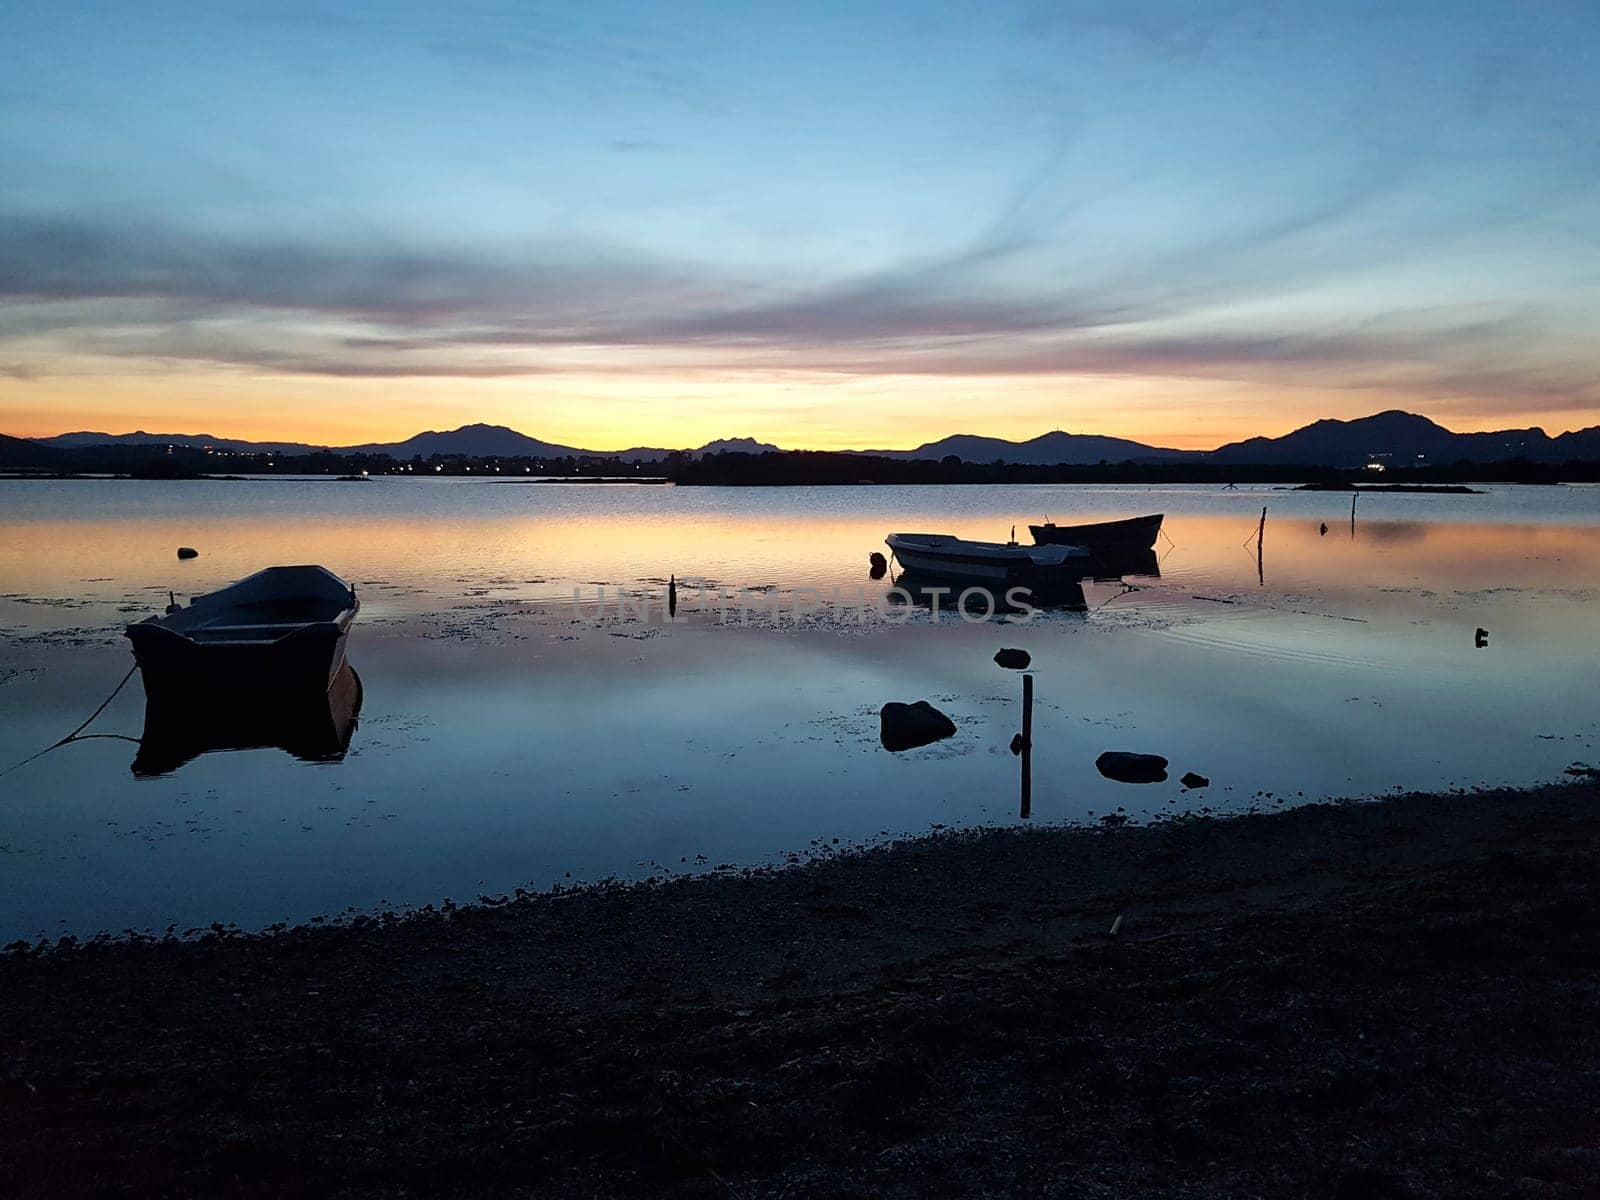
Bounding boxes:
2 1 1597 447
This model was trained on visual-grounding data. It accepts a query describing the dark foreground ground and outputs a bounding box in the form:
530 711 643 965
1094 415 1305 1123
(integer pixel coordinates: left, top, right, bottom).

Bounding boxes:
4 782 1599 1199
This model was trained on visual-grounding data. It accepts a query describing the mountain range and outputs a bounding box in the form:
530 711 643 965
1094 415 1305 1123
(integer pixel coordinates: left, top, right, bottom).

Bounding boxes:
16 411 1600 469
860 430 1194 465
31 425 782 463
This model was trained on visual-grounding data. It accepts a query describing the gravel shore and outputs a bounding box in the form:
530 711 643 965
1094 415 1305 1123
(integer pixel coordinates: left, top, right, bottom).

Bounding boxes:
4 780 1598 1198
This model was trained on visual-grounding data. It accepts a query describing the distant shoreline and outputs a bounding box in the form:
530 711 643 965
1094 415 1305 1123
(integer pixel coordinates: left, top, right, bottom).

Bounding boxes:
1293 481 1485 494
0 472 673 484
0 469 1590 487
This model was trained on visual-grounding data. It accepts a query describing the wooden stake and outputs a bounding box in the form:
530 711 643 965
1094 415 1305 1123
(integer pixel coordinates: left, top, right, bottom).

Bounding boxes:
1019 672 1033 820
1257 506 1265 586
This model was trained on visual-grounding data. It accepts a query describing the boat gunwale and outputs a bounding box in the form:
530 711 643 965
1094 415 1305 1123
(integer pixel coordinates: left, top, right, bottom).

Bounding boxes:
885 533 1086 567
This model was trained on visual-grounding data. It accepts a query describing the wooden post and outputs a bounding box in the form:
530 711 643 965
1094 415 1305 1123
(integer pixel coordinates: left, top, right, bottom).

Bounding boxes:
1257 506 1266 586
1020 672 1033 819
1351 490 1358 538
668 574 677 619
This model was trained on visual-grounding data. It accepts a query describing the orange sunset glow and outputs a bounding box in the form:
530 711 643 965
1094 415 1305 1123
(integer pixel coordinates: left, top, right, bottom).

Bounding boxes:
6 366 1595 454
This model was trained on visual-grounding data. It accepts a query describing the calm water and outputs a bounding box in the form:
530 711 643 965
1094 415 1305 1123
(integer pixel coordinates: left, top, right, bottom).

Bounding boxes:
2 479 1598 940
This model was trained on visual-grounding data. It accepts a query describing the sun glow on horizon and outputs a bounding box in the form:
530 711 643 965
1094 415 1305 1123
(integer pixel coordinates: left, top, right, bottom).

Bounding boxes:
4 364 1597 453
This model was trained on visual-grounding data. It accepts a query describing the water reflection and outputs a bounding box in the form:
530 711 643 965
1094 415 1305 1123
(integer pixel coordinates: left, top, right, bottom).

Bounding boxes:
890 573 1089 616
1082 546 1160 582
2 481 1598 624
3 482 1599 939
132 662 363 777
888 547 1159 619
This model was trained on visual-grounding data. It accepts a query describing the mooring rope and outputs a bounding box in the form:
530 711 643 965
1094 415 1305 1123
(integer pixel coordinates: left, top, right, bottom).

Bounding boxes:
0 665 139 782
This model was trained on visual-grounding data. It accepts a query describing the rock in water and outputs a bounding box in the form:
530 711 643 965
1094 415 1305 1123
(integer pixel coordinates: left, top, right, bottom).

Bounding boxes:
868 551 888 580
176 547 199 560
993 648 1031 669
1096 751 1169 784
880 701 957 752
1180 771 1210 789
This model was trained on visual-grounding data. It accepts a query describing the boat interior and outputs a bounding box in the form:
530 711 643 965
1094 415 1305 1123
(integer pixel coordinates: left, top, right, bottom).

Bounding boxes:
174 599 351 642
150 566 358 641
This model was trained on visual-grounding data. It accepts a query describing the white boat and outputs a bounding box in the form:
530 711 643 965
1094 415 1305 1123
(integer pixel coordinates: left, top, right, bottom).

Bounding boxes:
885 533 1088 585
125 565 359 700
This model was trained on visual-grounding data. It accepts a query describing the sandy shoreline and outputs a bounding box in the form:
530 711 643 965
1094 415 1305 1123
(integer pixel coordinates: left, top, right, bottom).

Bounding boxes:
3 779 1598 1197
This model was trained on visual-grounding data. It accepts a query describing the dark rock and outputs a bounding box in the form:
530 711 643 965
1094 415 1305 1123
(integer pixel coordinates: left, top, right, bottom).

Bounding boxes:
1475 627 1488 648
1180 772 1210 789
993 648 1031 669
868 551 888 580
1096 751 1168 784
176 547 199 560
880 701 957 752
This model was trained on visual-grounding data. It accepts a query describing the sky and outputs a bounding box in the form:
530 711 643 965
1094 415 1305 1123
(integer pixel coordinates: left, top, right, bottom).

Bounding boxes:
1 0 1597 451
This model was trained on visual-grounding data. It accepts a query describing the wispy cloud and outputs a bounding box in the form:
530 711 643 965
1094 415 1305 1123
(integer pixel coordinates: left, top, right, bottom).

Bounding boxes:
1 197 1595 423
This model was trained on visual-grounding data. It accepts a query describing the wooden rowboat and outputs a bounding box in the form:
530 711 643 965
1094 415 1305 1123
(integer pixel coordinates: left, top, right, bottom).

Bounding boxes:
125 565 359 701
885 533 1088 585
1029 513 1163 549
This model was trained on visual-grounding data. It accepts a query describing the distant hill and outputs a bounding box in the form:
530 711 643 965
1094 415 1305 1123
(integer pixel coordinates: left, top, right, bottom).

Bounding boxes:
28 424 781 463
0 433 67 470
858 430 1194 466
339 424 585 459
1553 426 1600 460
605 437 780 462
1207 410 1598 467
35 430 324 455
694 437 781 456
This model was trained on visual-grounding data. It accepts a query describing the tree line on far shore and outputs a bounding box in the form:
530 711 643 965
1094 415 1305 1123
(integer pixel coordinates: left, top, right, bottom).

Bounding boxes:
6 441 1600 485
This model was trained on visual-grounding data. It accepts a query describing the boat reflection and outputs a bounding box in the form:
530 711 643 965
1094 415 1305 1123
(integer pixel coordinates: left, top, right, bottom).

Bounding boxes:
887 547 1157 619
132 662 364 777
1081 546 1160 583
890 573 1089 616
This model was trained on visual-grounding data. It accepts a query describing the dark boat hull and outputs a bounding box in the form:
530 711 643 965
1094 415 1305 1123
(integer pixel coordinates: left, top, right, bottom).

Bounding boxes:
1029 513 1163 550
126 621 352 703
